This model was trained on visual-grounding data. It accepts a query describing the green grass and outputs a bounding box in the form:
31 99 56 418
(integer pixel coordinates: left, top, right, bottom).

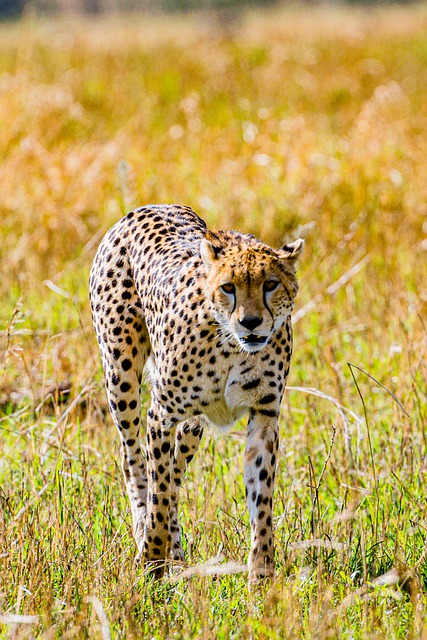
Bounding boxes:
1 5 427 638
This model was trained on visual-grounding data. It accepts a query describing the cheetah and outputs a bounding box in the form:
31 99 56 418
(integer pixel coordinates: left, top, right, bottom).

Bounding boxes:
89 204 303 582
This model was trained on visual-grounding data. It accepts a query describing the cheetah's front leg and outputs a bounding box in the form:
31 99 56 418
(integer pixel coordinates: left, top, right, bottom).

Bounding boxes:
244 409 279 583
139 399 176 577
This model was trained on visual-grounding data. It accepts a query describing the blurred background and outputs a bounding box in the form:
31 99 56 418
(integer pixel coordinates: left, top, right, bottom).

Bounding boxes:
4 0 290 19
0 0 419 18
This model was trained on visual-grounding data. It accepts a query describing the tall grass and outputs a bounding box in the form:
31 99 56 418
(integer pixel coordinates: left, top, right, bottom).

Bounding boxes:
0 5 427 638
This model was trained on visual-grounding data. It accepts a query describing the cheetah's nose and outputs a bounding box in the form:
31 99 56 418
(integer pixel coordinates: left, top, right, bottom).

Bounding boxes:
239 315 263 332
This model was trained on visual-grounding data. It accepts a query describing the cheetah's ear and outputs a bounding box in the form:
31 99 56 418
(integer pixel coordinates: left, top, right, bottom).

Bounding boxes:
200 238 222 268
279 238 304 262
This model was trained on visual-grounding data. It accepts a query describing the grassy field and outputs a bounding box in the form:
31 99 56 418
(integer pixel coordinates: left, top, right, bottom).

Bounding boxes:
1 4 427 637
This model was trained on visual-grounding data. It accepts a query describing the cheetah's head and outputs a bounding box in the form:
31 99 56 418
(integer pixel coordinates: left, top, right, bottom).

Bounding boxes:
200 231 304 353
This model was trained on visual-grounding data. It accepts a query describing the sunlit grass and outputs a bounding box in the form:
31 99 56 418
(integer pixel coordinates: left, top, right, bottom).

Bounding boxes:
1 5 427 638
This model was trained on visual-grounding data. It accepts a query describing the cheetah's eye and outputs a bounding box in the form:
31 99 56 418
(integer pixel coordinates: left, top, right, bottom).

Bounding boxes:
221 283 236 295
263 280 279 293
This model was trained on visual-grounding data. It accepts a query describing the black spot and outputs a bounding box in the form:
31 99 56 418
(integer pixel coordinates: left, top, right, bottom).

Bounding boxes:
122 359 132 371
242 378 261 390
258 409 279 418
258 394 276 405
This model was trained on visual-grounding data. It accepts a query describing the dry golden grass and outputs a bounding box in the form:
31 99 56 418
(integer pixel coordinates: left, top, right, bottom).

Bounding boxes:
1 5 427 638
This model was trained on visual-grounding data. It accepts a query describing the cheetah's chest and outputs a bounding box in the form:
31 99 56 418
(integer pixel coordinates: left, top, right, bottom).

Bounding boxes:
147 348 271 429
201 399 247 430
149 357 247 428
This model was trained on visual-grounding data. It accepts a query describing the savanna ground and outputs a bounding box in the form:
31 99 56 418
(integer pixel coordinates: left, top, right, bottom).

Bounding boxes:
0 4 427 637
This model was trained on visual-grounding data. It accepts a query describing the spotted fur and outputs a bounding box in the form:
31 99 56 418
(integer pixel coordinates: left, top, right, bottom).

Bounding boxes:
89 204 303 582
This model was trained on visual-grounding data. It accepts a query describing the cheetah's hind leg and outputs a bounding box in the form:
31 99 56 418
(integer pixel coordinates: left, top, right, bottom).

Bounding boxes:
170 417 205 563
106 357 149 559
94 315 151 560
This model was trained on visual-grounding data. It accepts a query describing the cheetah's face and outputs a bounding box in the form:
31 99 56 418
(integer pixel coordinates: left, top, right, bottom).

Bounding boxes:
200 237 304 353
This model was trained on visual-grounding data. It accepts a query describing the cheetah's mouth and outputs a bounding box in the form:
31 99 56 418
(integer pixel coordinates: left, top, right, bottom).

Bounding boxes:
241 334 268 347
